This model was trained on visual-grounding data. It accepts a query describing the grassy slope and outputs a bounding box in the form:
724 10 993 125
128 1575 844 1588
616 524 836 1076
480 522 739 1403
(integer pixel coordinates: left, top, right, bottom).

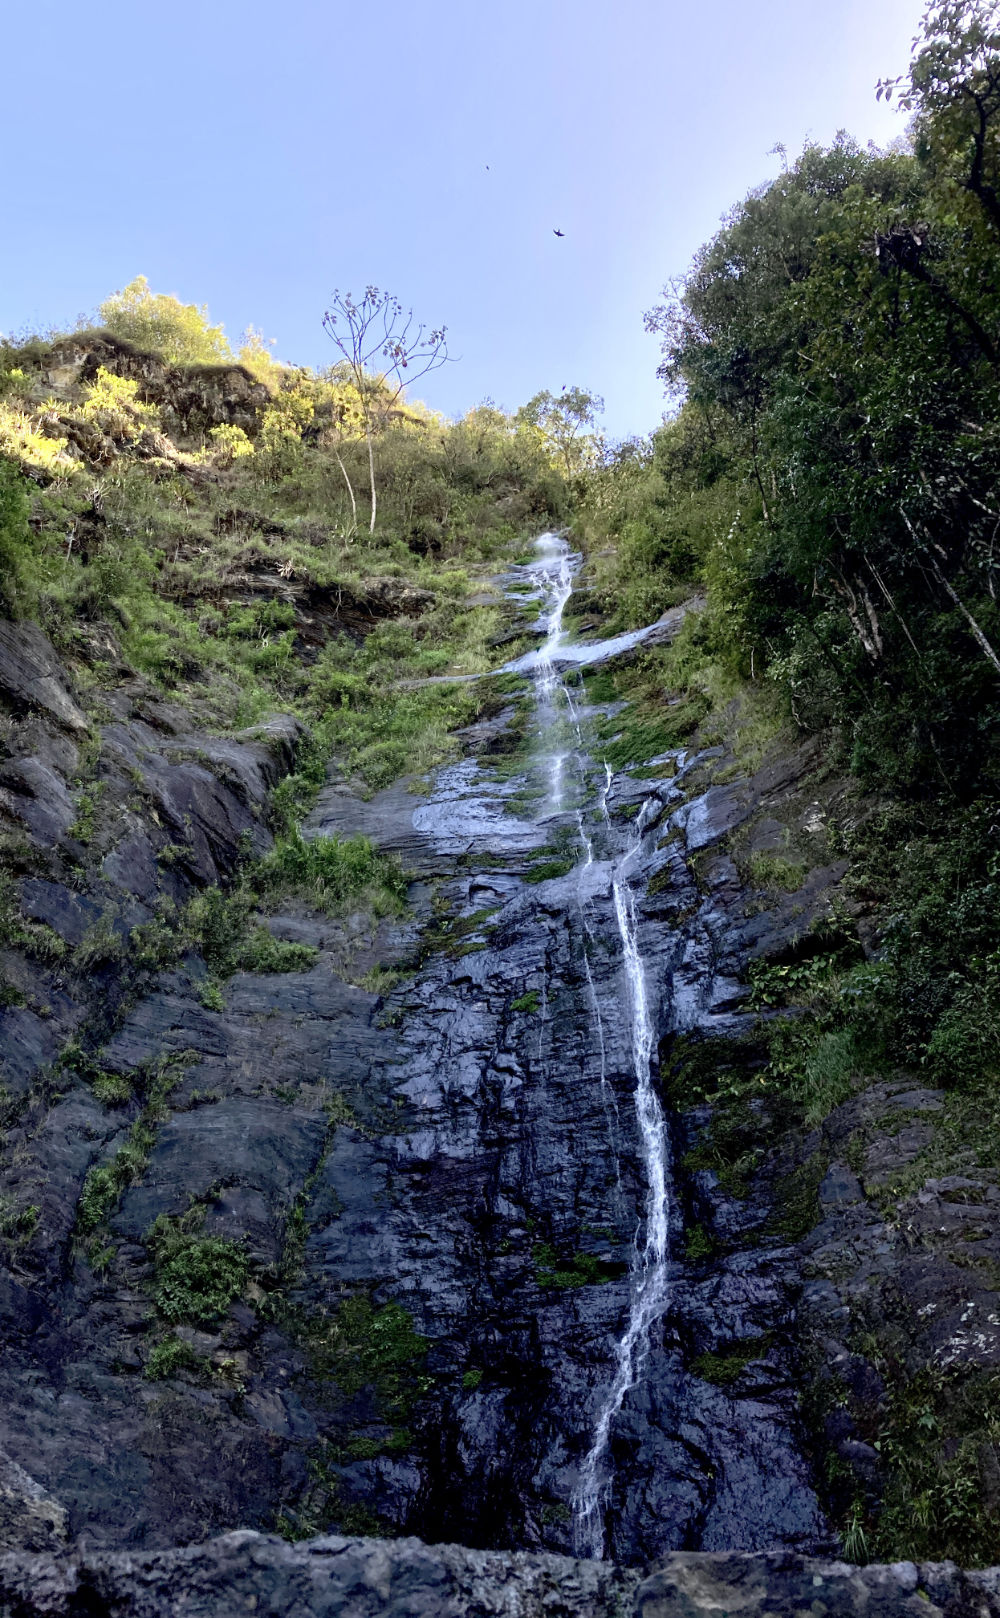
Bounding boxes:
0 329 566 802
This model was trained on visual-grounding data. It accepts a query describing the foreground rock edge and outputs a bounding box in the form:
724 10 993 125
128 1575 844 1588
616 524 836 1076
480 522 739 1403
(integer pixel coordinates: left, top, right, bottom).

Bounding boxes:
1 1533 999 1617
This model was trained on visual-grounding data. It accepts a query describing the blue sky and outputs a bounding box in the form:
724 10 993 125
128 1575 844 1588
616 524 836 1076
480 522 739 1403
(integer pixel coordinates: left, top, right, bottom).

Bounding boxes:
7 0 922 437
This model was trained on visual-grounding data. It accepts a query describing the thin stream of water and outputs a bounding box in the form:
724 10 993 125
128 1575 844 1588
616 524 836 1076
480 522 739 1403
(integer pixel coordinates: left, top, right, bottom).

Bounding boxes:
572 795 671 1559
521 537 673 1560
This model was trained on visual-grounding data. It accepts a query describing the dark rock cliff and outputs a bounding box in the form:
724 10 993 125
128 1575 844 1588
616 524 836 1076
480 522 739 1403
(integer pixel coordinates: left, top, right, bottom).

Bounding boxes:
0 549 998 1606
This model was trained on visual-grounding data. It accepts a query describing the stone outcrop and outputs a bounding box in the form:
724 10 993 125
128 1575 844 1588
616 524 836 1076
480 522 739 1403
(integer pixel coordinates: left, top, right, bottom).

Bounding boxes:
0 1535 996 1618
42 332 270 441
0 623 89 733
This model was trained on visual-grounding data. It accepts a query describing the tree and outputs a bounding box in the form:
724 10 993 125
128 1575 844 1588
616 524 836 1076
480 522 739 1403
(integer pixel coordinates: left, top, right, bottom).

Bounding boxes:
322 287 449 535
878 1 1000 238
636 35 1000 794
515 386 604 476
99 277 232 366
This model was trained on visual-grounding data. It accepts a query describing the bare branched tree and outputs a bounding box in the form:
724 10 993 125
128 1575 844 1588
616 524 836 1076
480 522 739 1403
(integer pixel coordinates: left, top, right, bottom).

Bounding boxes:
322 288 450 534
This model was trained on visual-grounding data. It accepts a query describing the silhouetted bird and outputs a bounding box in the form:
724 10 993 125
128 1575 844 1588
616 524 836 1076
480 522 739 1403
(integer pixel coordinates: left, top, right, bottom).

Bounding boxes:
553 229 565 237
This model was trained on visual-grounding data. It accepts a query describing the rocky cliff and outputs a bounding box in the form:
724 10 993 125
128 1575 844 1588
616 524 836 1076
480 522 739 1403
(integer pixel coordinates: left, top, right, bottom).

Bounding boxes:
0 535 998 1608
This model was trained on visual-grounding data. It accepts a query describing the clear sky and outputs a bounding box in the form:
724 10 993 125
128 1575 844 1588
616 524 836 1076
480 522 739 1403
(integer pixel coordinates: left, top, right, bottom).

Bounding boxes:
7 0 923 438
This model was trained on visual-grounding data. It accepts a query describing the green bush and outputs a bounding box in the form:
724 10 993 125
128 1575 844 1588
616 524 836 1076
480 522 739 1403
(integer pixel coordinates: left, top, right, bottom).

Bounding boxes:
0 1200 38 1244
148 1214 249 1326
99 276 233 365
255 829 407 918
307 1295 428 1418
185 886 317 977
0 458 32 617
144 1334 201 1381
207 423 254 464
80 367 160 443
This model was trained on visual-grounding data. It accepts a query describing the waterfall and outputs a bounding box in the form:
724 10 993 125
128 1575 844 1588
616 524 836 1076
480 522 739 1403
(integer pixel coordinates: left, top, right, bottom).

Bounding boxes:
520 535 673 1561
572 796 672 1559
529 535 576 815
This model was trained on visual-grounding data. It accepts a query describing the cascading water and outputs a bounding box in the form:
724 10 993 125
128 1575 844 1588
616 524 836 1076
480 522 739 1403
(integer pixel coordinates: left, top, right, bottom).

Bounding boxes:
529 535 577 814
571 780 672 1559
519 536 674 1560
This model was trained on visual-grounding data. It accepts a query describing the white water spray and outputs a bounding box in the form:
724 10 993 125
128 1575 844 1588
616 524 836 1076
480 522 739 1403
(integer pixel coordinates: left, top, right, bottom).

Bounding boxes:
572 793 672 1558
516 538 674 1558
529 537 576 814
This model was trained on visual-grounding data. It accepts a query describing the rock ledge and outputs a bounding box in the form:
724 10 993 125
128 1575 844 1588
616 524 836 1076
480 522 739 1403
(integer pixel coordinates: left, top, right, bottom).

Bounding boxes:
0 1533 998 1617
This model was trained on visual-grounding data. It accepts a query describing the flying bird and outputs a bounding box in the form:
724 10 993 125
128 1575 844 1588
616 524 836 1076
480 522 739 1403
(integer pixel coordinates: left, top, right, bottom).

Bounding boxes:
553 228 565 237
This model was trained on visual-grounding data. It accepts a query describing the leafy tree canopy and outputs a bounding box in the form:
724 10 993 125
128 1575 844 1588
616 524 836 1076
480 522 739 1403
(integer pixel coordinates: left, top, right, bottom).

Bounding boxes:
99 276 233 367
516 387 604 476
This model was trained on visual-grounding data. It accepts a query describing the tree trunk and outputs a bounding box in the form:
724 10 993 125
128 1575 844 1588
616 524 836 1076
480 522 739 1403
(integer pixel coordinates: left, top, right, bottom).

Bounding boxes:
332 447 357 535
900 505 1000 678
929 558 1000 678
367 427 377 535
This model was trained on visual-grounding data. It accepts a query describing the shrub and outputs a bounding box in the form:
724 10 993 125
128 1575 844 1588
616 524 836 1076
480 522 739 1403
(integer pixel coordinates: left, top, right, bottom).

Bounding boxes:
207 423 254 464
185 885 316 978
0 403 68 473
144 1334 201 1381
255 829 407 918
80 367 160 444
99 276 232 365
0 1200 38 1244
148 1214 249 1326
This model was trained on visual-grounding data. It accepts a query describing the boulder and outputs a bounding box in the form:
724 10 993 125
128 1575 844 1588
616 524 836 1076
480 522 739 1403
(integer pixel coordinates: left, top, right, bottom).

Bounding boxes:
0 623 88 733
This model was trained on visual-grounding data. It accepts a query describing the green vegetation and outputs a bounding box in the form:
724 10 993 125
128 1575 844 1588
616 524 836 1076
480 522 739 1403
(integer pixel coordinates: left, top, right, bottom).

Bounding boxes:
0 277 570 811
683 1223 715 1261
144 1334 202 1381
255 829 406 917
99 276 233 365
305 1294 429 1418
147 1210 250 1327
0 873 68 964
572 10 1000 1567
581 651 714 770
583 5 1000 802
0 458 32 616
6 4 1000 1570
275 1441 394 1542
744 852 805 893
532 1243 624 1288
514 387 604 477
522 857 575 884
690 1337 772 1388
871 1367 1000 1566
76 1054 193 1235
184 885 316 977
0 1200 38 1245
89 1070 134 1107
411 902 500 965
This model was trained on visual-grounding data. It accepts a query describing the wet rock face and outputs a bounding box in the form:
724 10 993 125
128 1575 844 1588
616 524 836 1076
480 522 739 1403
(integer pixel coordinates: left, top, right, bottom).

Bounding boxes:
0 550 841 1565
2 544 995 1582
